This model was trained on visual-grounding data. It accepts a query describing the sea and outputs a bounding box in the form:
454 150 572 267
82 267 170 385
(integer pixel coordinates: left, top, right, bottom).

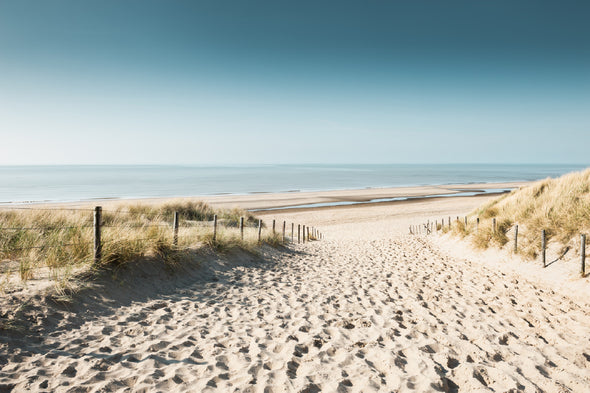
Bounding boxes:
0 164 586 204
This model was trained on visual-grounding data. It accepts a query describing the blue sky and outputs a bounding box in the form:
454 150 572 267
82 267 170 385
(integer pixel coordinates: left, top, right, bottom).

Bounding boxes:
0 1 588 165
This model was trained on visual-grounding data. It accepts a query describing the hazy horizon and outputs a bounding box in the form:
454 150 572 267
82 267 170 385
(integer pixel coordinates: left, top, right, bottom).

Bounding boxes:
1 1 588 165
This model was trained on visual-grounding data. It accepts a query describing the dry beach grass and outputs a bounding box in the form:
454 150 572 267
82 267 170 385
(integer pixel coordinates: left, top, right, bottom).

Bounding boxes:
0 201 270 286
448 168 590 261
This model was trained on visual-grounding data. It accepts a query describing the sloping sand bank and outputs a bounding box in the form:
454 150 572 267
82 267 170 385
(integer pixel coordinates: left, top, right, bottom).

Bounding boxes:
1 193 589 392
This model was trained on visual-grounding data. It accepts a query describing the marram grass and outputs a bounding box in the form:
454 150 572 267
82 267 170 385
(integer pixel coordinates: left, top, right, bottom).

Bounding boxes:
448 168 590 259
0 201 279 283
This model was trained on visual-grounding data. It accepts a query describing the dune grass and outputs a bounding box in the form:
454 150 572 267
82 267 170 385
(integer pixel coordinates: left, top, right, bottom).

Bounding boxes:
449 168 590 259
0 201 282 283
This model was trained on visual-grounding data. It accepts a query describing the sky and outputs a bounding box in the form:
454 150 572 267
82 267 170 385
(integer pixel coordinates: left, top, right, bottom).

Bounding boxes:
0 1 588 165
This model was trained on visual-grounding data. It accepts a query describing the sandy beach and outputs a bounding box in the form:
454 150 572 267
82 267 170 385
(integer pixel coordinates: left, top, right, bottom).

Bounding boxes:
22 181 528 211
1 185 590 392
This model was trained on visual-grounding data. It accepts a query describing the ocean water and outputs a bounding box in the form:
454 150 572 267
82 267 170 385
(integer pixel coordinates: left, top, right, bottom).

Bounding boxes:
0 164 586 204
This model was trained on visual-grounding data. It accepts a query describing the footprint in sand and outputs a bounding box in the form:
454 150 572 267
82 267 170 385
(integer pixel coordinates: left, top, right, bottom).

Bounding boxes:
447 357 460 369
61 364 77 378
286 359 299 379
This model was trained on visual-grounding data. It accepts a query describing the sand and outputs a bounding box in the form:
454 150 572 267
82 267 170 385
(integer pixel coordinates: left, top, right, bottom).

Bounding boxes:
1 187 590 392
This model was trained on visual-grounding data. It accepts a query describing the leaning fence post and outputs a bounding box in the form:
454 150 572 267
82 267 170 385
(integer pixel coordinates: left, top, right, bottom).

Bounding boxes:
541 229 546 267
581 234 586 276
282 221 286 243
240 217 244 240
514 224 518 253
173 211 179 245
258 219 262 242
541 229 547 267
94 206 102 264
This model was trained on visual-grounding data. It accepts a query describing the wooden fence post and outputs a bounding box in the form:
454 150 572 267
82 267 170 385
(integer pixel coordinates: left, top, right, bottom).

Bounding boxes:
514 224 518 253
448 216 451 229
282 221 286 244
240 217 244 240
476 217 479 233
272 219 276 234
492 218 497 234
464 217 467 227
173 211 179 246
214 214 219 239
94 206 102 264
302 225 306 243
541 229 546 267
581 234 586 276
298 224 301 243
258 219 262 242
291 223 294 243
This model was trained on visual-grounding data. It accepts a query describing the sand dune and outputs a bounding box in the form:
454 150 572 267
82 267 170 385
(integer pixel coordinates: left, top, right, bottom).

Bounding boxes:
1 194 589 392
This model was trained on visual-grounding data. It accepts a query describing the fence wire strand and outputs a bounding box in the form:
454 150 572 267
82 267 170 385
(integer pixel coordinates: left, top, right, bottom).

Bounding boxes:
0 207 96 212
0 225 94 231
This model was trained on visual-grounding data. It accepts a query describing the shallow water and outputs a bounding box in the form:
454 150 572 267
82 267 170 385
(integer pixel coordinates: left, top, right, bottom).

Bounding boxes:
0 164 585 204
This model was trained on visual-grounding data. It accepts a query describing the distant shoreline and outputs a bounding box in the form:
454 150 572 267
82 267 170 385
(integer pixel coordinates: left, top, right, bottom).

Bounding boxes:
0 163 581 206
0 181 531 211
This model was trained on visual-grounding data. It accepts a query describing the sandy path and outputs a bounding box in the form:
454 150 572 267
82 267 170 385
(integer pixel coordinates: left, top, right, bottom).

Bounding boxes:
2 198 590 392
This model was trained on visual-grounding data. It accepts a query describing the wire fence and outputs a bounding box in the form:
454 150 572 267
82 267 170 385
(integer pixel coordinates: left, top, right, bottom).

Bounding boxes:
409 216 588 277
0 206 324 278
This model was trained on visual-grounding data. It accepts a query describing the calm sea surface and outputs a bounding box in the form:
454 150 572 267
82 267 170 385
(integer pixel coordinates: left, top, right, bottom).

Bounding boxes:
0 164 586 204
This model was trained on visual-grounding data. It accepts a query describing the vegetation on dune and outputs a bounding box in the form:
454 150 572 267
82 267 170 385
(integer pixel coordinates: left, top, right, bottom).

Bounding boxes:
122 201 259 227
0 201 277 284
448 168 590 259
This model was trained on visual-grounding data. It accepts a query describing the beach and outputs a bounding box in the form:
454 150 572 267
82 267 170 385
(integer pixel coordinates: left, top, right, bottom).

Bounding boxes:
1 183 590 392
